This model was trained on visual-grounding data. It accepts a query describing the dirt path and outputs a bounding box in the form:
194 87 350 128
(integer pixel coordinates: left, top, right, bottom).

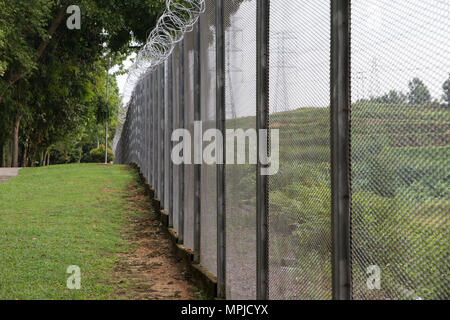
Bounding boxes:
114 181 197 300
0 168 21 184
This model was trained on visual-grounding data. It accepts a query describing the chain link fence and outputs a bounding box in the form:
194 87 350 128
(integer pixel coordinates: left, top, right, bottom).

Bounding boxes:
350 0 449 300
114 0 449 300
268 0 332 300
199 1 218 278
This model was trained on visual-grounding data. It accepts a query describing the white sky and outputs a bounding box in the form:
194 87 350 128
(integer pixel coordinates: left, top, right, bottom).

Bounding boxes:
113 53 136 97
268 0 450 110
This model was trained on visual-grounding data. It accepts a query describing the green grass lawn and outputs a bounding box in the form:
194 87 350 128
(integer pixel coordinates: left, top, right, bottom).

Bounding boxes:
0 164 143 299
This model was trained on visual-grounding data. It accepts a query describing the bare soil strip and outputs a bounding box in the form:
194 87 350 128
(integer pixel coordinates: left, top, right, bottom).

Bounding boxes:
114 180 197 300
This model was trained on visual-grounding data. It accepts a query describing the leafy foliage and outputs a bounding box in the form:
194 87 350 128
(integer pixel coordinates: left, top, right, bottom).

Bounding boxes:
408 77 431 105
0 0 166 167
89 145 114 163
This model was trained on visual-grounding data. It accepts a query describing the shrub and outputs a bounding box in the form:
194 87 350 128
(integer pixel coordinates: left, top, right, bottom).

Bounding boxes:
352 192 448 299
89 145 114 163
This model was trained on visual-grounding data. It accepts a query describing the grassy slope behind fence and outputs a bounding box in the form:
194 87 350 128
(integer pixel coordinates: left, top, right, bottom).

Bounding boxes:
230 103 448 299
0 164 140 299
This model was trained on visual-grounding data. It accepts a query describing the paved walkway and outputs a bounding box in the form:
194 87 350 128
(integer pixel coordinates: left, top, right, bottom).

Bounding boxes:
0 168 21 184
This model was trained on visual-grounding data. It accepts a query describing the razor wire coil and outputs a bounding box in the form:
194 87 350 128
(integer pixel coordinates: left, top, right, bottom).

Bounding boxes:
113 0 205 151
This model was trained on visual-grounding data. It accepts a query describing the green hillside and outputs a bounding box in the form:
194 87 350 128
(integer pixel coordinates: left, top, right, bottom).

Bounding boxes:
227 102 449 299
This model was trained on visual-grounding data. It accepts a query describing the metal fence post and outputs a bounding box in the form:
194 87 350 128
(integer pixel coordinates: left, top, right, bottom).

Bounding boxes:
139 85 142 170
179 41 186 244
148 75 151 182
152 73 155 187
131 103 134 163
144 81 147 179
132 95 134 163
145 75 150 184
168 55 174 227
138 87 141 168
193 20 202 264
135 100 137 164
216 0 226 299
140 86 142 168
160 63 165 206
137 87 140 167
142 83 144 171
154 71 159 192
141 84 143 169
256 0 270 300
149 75 153 185
331 0 352 301
142 84 144 171
144 78 147 180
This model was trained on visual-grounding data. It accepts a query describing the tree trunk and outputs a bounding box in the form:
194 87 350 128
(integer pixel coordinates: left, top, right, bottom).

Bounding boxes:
0 142 3 167
47 150 51 166
105 122 108 164
43 148 49 166
7 140 12 167
22 144 28 167
12 112 22 168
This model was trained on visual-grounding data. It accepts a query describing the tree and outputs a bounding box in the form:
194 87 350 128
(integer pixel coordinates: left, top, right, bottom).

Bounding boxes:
384 90 407 104
408 78 431 105
0 1 68 105
0 0 58 166
442 74 450 108
0 0 166 167
368 90 407 105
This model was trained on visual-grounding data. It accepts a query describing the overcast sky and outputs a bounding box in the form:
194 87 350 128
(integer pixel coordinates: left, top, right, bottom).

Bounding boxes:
114 53 136 97
267 0 450 111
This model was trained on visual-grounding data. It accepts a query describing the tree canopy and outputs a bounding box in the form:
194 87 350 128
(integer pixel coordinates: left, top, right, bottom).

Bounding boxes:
408 77 431 105
0 0 166 167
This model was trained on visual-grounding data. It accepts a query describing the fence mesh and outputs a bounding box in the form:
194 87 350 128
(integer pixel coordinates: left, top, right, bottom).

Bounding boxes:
224 0 257 300
145 75 150 184
157 66 162 200
164 61 170 211
152 71 158 190
350 0 450 300
172 46 180 234
113 0 449 300
184 31 195 250
199 0 218 276
160 63 166 206
268 0 332 300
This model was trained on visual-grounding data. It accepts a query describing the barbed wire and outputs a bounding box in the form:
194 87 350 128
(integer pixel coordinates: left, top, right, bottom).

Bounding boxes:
113 0 205 152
